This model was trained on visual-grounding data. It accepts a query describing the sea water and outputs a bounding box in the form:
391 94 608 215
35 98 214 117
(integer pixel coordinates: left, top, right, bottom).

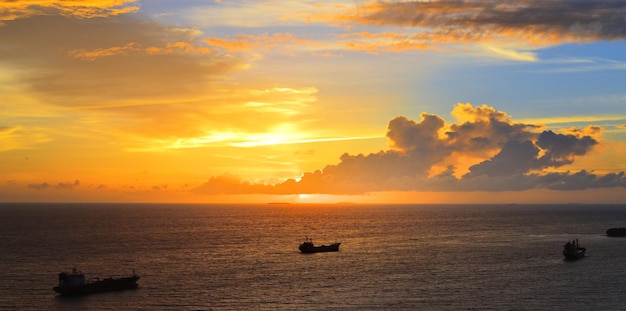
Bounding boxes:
1 203 626 310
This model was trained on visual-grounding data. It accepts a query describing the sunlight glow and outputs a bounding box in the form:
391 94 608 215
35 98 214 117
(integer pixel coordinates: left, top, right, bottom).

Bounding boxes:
2 0 625 204
231 134 382 147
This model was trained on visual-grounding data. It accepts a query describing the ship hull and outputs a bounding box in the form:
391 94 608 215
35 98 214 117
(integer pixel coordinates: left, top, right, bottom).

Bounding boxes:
53 276 139 295
299 243 341 253
563 248 585 261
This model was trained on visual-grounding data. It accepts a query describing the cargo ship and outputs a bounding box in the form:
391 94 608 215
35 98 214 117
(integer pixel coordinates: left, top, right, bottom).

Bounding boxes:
53 268 139 295
562 239 585 261
606 227 626 237
299 237 340 253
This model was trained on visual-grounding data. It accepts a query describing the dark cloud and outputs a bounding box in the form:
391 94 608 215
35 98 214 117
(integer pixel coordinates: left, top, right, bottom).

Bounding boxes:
57 180 80 189
357 1 626 43
464 130 598 179
28 182 50 190
150 185 168 191
464 140 539 178
195 103 626 195
27 180 80 190
536 130 598 167
539 170 626 190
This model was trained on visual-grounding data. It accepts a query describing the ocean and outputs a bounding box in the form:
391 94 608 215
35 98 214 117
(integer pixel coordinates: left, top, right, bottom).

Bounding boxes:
1 203 625 310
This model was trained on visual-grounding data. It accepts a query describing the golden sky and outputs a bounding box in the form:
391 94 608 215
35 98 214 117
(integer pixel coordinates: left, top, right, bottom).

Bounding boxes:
1 0 625 203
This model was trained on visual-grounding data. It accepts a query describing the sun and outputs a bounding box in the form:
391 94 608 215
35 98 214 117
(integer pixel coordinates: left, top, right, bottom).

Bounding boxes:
293 193 363 204
298 194 312 200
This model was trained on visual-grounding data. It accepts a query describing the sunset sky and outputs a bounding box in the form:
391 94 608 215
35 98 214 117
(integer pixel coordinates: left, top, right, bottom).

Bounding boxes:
1 0 625 203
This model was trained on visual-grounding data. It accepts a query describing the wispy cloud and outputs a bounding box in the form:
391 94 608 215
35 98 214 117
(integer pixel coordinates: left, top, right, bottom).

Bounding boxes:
519 115 626 127
67 41 213 61
204 33 312 53
535 57 626 73
286 0 626 60
169 1 626 61
346 1 626 44
0 125 52 152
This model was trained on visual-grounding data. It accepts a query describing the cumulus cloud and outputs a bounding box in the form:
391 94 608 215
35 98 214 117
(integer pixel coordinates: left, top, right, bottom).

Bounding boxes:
195 103 626 195
464 140 539 178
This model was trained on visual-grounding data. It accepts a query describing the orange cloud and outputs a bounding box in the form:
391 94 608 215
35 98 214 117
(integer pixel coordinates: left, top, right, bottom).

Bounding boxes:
68 41 213 61
204 33 312 53
0 14 250 144
340 32 432 54
0 12 342 161
67 42 140 60
0 0 138 22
